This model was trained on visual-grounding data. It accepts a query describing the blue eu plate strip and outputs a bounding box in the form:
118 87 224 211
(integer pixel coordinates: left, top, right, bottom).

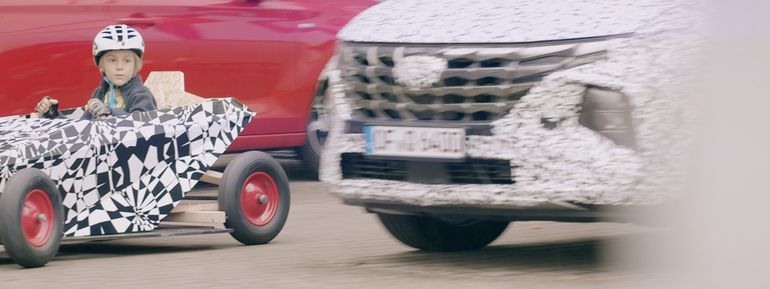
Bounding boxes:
363 126 373 154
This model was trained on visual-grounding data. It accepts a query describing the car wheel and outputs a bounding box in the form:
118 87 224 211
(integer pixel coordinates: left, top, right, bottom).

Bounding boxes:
377 213 509 251
219 151 290 245
298 78 329 179
0 168 63 268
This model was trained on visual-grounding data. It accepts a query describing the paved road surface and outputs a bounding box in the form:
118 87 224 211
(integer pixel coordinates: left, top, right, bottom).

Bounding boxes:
0 159 657 289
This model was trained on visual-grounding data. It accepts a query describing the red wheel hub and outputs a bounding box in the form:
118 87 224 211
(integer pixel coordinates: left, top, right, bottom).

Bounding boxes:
21 189 54 247
240 172 279 226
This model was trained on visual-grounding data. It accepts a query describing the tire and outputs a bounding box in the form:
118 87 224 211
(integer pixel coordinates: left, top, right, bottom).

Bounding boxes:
219 151 290 245
0 168 63 268
297 78 329 180
377 214 509 252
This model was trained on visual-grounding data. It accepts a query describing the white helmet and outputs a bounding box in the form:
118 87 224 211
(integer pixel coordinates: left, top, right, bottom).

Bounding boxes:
92 24 145 65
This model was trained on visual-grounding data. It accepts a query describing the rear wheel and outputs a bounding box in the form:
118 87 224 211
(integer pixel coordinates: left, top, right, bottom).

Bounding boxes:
377 213 509 251
0 168 63 268
219 151 290 245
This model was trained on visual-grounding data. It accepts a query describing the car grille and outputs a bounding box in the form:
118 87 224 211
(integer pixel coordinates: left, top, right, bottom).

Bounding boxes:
341 153 514 184
339 41 609 123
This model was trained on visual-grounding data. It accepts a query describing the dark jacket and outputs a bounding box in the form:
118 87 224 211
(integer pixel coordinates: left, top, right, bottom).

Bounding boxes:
88 75 157 117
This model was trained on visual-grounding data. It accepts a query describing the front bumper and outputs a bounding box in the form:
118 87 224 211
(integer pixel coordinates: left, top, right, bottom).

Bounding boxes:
344 198 660 223
323 127 650 208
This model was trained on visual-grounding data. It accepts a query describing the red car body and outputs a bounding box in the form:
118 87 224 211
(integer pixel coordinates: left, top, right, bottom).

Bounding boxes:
0 0 374 152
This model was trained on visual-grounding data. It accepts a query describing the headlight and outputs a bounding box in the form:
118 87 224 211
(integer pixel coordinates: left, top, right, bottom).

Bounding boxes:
579 86 636 148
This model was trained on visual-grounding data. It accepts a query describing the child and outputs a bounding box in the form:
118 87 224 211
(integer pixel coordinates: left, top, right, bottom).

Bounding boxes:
34 24 156 119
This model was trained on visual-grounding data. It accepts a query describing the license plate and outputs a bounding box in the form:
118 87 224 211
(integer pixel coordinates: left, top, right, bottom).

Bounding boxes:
363 126 466 159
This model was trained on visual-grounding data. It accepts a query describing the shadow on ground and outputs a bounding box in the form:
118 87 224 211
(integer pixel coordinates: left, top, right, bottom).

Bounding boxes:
344 240 599 272
332 234 654 276
0 242 224 266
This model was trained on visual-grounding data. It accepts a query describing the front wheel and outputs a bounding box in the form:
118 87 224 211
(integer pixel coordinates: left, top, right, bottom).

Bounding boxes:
0 168 64 268
377 214 509 251
297 78 330 180
219 151 290 245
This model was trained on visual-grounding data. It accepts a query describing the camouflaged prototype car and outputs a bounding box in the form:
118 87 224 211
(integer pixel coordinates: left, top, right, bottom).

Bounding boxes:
322 0 699 251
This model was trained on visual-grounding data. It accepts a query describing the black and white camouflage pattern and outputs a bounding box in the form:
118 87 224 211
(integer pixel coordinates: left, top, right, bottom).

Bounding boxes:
339 0 651 44
0 98 253 237
322 0 702 207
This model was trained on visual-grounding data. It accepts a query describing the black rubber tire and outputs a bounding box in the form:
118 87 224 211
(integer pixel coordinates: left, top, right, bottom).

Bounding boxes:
297 78 329 180
297 136 321 180
297 139 320 180
377 214 509 251
219 151 290 245
0 168 63 268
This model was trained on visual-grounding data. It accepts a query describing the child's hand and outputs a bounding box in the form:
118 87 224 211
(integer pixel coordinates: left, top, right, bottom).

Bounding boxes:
34 96 58 115
85 98 110 117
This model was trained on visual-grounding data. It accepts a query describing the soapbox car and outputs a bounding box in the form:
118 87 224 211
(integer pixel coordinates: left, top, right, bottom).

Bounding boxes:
0 72 290 268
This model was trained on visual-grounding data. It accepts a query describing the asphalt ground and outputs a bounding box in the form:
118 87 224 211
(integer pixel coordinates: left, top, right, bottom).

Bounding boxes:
0 157 659 289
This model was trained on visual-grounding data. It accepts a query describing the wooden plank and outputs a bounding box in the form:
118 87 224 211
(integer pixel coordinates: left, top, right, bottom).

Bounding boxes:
199 170 222 185
171 200 219 213
213 153 237 168
61 225 231 243
164 210 226 224
185 188 219 200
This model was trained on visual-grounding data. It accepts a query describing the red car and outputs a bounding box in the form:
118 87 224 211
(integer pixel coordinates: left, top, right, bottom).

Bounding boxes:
0 0 375 175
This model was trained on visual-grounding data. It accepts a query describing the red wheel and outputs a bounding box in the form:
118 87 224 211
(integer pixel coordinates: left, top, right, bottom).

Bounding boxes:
240 172 280 226
21 189 55 247
219 151 290 245
0 168 63 268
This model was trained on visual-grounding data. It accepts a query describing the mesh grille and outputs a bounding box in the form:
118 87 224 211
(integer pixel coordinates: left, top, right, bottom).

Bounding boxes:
340 41 608 123
341 153 513 184
341 154 409 181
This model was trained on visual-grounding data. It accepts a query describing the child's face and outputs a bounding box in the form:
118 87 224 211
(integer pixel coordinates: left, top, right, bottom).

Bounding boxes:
100 50 137 86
